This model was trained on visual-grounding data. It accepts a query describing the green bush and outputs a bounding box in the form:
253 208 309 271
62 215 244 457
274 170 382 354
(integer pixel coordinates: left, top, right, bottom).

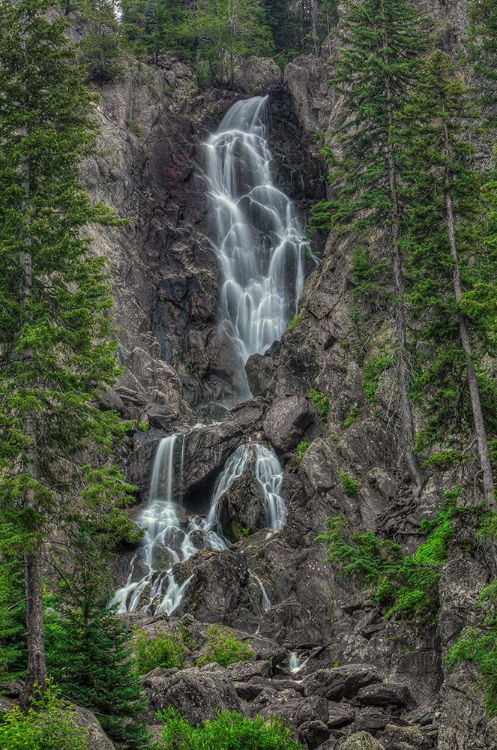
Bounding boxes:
297 441 310 460
159 708 304 749
339 472 359 497
0 680 89 750
134 628 187 675
341 403 358 429
310 387 330 423
363 355 391 402
197 625 253 668
317 501 489 623
447 580 497 716
287 312 304 332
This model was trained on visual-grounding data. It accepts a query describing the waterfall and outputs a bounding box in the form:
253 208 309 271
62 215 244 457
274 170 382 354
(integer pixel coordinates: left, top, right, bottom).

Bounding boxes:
113 437 286 616
206 96 307 394
289 651 311 673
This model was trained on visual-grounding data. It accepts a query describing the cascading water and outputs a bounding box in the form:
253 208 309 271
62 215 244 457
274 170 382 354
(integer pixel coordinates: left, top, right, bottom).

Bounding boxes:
113 438 286 616
206 96 307 396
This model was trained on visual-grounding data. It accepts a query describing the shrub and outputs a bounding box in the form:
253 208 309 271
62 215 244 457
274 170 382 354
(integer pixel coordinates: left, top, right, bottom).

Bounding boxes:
297 441 310 460
197 625 253 668
339 472 359 497
363 355 391 402
134 628 187 674
0 680 89 750
341 403 358 429
310 387 330 423
159 708 304 749
317 501 489 623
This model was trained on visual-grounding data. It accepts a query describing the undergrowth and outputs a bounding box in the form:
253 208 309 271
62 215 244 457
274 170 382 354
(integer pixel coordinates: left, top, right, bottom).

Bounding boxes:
309 387 330 423
159 708 304 749
196 625 253 668
134 628 187 674
318 499 491 623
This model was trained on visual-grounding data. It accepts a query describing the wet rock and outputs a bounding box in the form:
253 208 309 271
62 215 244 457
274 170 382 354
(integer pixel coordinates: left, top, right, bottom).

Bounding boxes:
246 341 281 397
217 456 267 540
340 732 384 750
174 547 257 625
297 719 330 748
356 683 415 709
263 396 314 451
181 422 245 500
354 707 388 732
303 665 381 701
143 665 240 725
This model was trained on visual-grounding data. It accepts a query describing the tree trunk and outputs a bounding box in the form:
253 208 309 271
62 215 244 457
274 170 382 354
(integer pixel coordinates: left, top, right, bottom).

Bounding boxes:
443 125 495 508
384 72 425 497
20 555 47 709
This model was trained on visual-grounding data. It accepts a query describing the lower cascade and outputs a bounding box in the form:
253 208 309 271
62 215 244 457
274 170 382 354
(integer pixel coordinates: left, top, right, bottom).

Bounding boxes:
113 436 286 616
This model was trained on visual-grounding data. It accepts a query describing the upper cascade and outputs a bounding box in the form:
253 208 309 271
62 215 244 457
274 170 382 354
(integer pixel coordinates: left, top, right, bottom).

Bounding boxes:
205 95 307 396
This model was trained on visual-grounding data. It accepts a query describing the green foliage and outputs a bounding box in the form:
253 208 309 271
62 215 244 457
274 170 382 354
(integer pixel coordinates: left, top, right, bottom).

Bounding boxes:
401 51 497 455
197 625 253 668
310 387 330 423
469 0 497 115
318 502 492 623
339 472 358 497
447 579 497 716
0 680 89 750
341 404 358 429
121 0 194 63
297 441 310 460
0 554 26 686
45 572 151 749
350 247 389 303
363 355 392 402
159 707 304 750
78 0 125 83
287 312 304 331
134 627 187 675
192 0 274 86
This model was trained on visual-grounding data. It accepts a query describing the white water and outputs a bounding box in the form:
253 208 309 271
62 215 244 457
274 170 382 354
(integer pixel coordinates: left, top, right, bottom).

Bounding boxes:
289 651 311 673
113 438 286 616
206 96 307 394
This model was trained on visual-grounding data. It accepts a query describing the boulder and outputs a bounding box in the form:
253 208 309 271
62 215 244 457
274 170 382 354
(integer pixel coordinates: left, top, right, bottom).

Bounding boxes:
340 732 385 750
73 706 117 750
356 683 415 709
143 665 241 726
263 396 314 451
380 724 432 750
303 665 381 701
226 660 272 681
217 456 268 540
327 701 355 727
297 719 330 748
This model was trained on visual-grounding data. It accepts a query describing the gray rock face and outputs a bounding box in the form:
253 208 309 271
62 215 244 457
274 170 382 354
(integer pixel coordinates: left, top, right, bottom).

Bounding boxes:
355 683 415 709
73 706 117 750
143 666 241 725
263 396 315 451
303 665 381 701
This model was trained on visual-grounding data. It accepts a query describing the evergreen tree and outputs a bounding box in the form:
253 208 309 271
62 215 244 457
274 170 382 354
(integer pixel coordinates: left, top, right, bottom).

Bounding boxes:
311 0 428 496
45 566 151 749
79 0 124 83
401 51 497 506
469 0 497 113
121 0 193 62
193 0 274 86
0 0 137 706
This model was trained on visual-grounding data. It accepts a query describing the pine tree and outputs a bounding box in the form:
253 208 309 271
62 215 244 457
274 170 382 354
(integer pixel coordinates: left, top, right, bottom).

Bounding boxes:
401 51 497 506
121 0 193 62
0 0 136 706
469 0 497 113
45 566 151 749
311 0 428 496
193 0 274 86
79 0 124 83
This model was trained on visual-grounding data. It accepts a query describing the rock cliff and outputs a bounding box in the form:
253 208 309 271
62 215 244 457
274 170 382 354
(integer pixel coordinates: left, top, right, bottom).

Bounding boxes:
83 0 497 747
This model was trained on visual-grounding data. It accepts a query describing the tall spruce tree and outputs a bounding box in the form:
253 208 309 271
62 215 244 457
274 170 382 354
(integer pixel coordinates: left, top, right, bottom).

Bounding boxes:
0 0 136 706
311 0 428 496
401 51 497 507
